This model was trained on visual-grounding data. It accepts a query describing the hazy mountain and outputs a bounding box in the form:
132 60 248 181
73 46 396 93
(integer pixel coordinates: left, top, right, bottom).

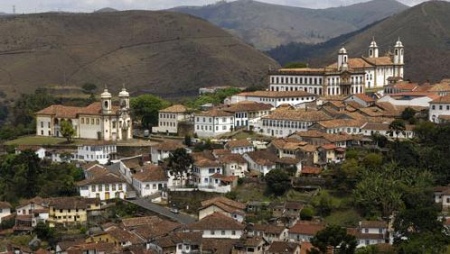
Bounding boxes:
268 1 450 83
0 11 279 99
170 0 408 50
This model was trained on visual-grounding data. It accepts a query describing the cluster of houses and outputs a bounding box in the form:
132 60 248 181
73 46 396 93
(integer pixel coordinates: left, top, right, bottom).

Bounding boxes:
2 195 393 253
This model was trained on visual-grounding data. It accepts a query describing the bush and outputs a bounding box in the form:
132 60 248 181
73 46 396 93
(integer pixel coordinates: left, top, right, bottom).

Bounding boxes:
300 206 315 220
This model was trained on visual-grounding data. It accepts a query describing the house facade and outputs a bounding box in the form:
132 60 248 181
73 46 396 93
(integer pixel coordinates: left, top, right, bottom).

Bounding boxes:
132 164 168 197
194 109 234 138
152 104 190 134
76 143 117 165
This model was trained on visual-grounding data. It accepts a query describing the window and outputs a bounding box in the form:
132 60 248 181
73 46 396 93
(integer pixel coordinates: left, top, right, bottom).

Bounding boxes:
91 118 94 124
221 230 225 235
40 122 43 128
81 118 84 124
105 184 110 191
96 119 100 125
432 105 435 110
211 230 215 235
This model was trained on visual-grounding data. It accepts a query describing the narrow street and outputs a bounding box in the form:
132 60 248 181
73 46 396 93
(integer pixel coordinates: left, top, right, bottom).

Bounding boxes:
127 198 197 224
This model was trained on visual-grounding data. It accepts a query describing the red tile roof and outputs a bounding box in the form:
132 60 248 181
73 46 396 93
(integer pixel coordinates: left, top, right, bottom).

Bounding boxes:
186 212 245 231
133 164 168 182
289 221 325 235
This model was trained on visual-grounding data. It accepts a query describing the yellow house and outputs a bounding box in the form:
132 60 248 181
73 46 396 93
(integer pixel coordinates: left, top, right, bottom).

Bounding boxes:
47 197 101 227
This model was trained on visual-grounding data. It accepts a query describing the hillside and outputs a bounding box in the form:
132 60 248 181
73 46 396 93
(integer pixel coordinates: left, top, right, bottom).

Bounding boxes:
0 11 279 99
169 0 408 50
267 1 450 84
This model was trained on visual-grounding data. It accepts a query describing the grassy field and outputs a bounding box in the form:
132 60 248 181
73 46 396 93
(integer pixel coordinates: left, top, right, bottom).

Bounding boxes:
4 136 67 146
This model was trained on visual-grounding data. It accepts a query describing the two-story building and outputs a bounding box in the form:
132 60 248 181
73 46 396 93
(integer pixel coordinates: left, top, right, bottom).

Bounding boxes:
356 221 389 247
228 91 317 108
184 212 245 239
47 197 101 227
429 94 450 123
260 108 332 138
152 104 190 134
77 166 128 200
194 109 234 138
221 101 273 129
76 143 117 165
132 164 168 198
224 139 254 154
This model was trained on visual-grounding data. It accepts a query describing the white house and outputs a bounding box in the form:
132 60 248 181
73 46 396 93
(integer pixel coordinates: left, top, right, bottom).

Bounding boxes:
150 141 186 164
76 143 117 165
191 155 223 189
36 88 132 141
361 122 414 139
356 221 388 247
310 119 366 135
14 197 49 229
132 164 168 198
152 104 190 134
221 101 273 129
228 91 317 108
184 212 245 239
259 108 332 138
377 92 436 109
218 153 248 178
224 139 254 154
429 94 450 123
288 221 325 243
243 150 278 176
0 201 11 223
199 196 246 222
77 166 128 200
15 146 47 160
194 109 234 138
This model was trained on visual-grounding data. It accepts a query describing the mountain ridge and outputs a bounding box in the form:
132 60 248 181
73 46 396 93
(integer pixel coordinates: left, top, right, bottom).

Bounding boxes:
268 1 450 84
0 10 279 100
169 0 408 50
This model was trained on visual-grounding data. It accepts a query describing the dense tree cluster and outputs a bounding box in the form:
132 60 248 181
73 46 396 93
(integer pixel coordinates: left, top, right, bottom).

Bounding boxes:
0 150 84 205
323 121 450 251
183 87 242 109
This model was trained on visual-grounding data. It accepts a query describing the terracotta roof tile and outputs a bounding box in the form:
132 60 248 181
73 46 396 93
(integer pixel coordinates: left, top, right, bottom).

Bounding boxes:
431 94 450 104
289 221 325 235
268 241 300 253
263 108 332 122
0 201 11 209
316 119 366 129
222 101 272 112
302 166 321 175
36 105 83 118
195 109 233 117
133 164 168 182
245 150 278 166
121 216 161 228
186 212 245 231
202 238 239 254
360 220 387 228
153 141 186 151
218 153 247 164
200 196 246 211
225 139 252 149
237 90 316 98
159 104 187 113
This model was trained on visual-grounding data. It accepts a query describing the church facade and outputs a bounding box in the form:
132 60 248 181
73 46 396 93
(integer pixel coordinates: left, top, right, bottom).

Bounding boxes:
268 38 405 96
36 88 132 141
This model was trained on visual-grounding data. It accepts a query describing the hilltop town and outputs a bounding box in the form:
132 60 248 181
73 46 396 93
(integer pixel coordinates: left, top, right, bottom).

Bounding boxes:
0 34 449 254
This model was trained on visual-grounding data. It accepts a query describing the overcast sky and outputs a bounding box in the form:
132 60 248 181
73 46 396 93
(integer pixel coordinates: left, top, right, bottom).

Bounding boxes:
0 0 437 14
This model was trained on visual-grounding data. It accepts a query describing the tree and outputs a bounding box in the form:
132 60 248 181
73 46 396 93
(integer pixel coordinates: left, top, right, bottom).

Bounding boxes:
264 169 291 196
81 82 97 94
401 107 417 124
283 62 308 68
60 120 75 143
388 119 406 138
130 94 170 128
309 225 357 254
167 148 194 186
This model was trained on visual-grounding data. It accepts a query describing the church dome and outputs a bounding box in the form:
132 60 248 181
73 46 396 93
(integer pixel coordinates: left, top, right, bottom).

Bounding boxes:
101 88 112 99
338 47 347 54
369 39 377 48
119 88 129 97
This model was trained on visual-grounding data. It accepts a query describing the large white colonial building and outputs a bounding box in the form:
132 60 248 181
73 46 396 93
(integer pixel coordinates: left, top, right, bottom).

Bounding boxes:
268 38 405 95
36 88 132 141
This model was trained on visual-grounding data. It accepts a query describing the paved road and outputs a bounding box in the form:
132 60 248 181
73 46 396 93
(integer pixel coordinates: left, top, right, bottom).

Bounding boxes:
128 198 197 224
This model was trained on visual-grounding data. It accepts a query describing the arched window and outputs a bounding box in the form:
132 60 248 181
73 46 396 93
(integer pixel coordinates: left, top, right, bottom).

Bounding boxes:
104 101 109 109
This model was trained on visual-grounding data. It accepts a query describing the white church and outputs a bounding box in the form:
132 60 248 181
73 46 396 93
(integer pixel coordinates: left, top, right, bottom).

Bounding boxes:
268 38 405 96
36 88 132 141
